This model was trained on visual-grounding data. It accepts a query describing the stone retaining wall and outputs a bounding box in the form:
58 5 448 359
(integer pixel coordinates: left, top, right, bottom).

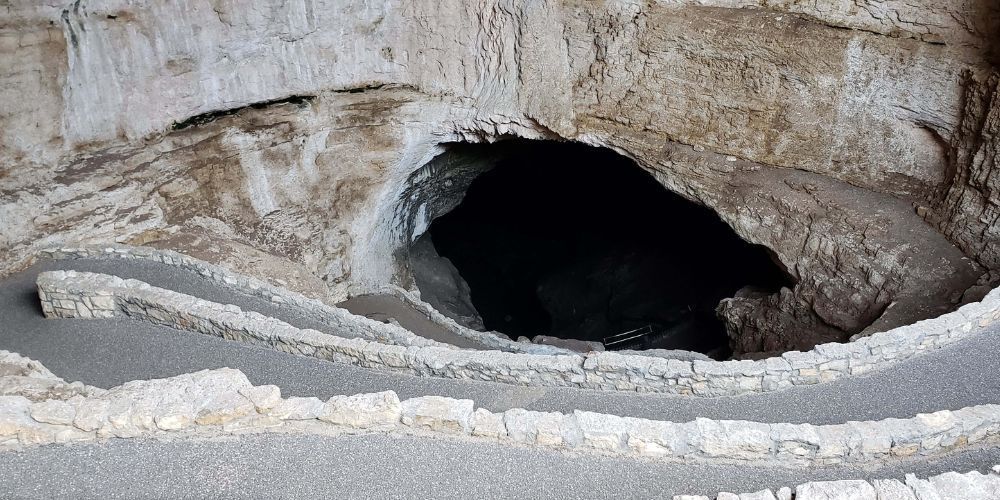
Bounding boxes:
37 269 1000 396
36 245 566 355
374 282 570 354
38 270 588 388
3 363 1000 468
677 466 1000 500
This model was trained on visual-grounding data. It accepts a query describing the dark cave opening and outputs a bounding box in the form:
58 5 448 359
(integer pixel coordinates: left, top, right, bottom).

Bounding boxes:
411 140 792 358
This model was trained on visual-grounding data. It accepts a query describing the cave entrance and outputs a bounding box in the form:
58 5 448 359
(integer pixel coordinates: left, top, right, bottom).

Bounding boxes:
407 140 790 358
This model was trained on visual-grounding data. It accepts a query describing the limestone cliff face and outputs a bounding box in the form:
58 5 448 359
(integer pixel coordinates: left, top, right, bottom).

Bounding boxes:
1 0 998 353
938 73 1000 274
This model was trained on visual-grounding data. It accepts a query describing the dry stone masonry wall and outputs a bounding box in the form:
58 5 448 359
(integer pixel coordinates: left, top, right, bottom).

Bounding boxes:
36 245 563 355
3 357 1000 469
2 351 1000 497
35 265 1000 396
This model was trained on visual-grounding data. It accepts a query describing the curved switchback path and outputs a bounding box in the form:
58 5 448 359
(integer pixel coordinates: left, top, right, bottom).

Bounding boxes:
3 434 1000 499
1 259 999 426
3 259 1000 498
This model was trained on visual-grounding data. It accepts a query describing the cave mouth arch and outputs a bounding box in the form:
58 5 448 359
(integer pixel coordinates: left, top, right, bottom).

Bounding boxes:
406 139 791 359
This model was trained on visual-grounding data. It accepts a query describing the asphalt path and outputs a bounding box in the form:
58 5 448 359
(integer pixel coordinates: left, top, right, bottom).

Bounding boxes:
1 260 998 426
2 433 999 499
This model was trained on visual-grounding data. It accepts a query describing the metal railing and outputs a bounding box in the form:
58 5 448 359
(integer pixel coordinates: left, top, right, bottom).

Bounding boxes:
602 325 655 348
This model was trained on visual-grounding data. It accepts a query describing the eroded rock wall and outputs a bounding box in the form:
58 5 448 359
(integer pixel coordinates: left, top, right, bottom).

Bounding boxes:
1 0 998 353
937 72 1000 278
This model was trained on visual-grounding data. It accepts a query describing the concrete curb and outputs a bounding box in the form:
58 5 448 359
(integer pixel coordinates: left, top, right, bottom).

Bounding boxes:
3 361 1000 467
37 268 1000 396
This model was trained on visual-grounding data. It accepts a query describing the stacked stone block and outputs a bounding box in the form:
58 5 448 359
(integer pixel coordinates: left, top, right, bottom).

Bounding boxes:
37 245 563 354
2 364 1000 468
36 267 1000 396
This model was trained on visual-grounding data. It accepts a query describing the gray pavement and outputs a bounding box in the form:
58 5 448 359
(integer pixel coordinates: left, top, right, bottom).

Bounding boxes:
3 259 1000 498
0 259 998 427
3 433 1000 499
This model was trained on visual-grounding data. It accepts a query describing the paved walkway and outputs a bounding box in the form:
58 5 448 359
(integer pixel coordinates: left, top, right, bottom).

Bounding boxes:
4 259 1000 498
3 433 999 499
2 259 999 425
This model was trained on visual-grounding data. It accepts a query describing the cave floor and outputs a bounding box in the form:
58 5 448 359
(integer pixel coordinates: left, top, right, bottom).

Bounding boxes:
337 294 488 349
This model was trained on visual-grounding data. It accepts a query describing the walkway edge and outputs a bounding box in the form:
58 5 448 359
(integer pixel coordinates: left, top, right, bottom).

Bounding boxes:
36 268 1000 396
37 245 568 355
3 354 1000 468
680 466 1000 500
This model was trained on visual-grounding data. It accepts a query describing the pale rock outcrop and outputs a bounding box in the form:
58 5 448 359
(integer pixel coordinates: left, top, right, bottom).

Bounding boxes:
0 350 100 402
795 480 876 500
319 391 402 428
1 0 998 353
400 396 475 433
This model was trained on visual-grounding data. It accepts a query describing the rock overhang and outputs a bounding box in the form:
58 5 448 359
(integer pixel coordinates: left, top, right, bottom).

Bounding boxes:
1 0 998 357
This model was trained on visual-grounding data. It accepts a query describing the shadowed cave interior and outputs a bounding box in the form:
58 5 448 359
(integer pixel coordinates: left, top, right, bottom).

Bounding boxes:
409 141 793 358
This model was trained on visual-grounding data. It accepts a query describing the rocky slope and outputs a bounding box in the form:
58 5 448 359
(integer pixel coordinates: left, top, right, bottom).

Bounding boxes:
1 0 998 354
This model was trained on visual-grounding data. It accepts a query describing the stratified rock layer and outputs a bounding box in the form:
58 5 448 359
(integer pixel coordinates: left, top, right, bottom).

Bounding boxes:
1 0 998 353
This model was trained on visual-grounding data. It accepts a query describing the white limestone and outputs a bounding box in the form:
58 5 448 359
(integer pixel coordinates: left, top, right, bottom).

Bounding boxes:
471 408 507 439
400 396 475 434
269 397 325 421
319 391 401 429
795 480 876 500
0 352 998 471
34 262 1000 397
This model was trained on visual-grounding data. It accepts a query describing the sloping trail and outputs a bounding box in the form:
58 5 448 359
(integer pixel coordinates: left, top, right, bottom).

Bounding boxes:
4 258 1000 497
2 259 999 425
2 433 999 499
337 294 488 349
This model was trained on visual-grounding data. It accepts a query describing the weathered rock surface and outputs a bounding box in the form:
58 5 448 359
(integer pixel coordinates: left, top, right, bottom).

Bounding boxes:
795 480 876 499
615 349 711 362
1 0 998 354
407 235 484 330
400 395 475 433
0 351 99 402
672 467 1000 499
319 391 402 429
4 353 1000 469
36 267 1000 396
531 335 605 353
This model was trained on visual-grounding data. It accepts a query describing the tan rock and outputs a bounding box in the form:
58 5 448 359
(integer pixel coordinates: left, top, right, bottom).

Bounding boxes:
269 397 325 421
400 396 474 434
30 400 76 426
319 391 401 428
240 385 282 412
471 409 507 439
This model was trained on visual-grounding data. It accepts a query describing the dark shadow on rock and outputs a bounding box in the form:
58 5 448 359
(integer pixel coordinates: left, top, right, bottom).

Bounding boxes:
409 140 793 358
